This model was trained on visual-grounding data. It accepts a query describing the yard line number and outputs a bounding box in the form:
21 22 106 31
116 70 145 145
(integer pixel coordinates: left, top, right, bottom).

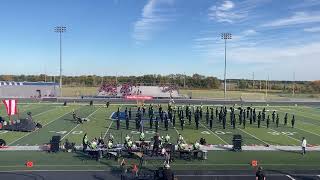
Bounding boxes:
49 130 83 135
267 131 297 136
131 131 156 135
201 131 232 135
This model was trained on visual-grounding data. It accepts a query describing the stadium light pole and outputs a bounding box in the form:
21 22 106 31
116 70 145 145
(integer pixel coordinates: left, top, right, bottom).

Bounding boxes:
221 33 232 99
54 26 66 97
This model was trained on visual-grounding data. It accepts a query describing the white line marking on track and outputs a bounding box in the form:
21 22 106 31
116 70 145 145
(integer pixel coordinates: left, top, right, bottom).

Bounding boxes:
199 122 229 145
8 107 80 145
176 175 255 177
286 175 296 180
61 107 102 140
237 128 269 145
0 164 319 169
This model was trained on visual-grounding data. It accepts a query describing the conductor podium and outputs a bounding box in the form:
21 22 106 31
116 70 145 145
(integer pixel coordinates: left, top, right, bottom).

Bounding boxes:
232 134 242 151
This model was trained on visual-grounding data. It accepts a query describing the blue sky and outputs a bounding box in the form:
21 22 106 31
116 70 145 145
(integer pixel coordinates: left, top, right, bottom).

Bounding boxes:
0 0 320 80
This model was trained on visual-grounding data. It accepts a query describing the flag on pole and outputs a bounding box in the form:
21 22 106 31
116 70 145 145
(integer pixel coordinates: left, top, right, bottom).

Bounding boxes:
2 99 18 116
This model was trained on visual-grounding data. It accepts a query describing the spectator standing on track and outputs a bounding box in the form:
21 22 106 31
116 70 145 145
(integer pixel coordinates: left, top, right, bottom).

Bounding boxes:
302 137 307 155
256 166 266 180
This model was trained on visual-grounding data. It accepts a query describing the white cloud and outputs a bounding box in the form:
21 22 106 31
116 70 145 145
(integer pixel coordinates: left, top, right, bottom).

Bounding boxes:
304 26 320 32
193 29 258 56
218 1 234 11
262 12 320 27
208 1 245 23
208 0 266 23
226 42 320 80
133 0 174 42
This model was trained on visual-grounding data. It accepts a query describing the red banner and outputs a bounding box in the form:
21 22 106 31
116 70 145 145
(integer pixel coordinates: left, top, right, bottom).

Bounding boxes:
2 99 18 116
125 95 153 100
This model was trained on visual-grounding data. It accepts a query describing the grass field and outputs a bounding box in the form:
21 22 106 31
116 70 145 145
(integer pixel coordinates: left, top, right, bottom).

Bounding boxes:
1 103 320 146
1 102 320 171
61 86 320 100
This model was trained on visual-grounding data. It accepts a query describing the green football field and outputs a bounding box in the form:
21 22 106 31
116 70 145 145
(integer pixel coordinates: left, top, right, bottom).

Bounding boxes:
0 103 320 146
1 102 320 171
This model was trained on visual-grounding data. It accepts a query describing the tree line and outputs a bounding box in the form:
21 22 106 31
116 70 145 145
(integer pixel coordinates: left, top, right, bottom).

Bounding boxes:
0 74 220 89
0 74 319 93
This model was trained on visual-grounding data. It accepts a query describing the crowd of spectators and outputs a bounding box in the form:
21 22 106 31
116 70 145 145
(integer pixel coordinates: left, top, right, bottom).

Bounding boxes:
161 85 178 93
98 83 117 96
120 83 133 96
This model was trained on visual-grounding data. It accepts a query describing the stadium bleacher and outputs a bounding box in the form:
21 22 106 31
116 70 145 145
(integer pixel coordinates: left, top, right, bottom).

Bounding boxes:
97 83 180 98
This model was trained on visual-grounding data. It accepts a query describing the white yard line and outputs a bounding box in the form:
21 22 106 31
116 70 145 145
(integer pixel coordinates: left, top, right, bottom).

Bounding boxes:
277 108 320 123
237 128 269 145
199 122 229 145
286 175 296 180
61 124 80 141
109 112 115 120
172 126 181 136
61 107 102 140
103 105 122 139
8 107 80 145
103 121 113 139
296 127 320 137
33 107 58 117
299 121 319 127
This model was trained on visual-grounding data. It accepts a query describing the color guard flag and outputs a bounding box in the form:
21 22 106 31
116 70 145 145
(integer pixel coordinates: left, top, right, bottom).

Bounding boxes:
2 99 18 116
